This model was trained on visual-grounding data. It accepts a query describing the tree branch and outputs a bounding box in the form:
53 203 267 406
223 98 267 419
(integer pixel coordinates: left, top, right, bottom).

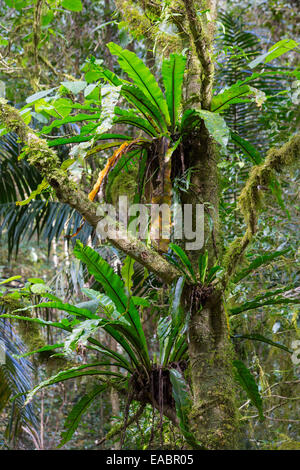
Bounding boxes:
0 99 180 284
114 0 183 56
183 0 215 108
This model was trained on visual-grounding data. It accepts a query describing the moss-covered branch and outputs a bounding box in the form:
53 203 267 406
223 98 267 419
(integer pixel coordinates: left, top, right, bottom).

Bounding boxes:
183 0 215 109
0 99 180 284
114 0 183 55
222 133 300 285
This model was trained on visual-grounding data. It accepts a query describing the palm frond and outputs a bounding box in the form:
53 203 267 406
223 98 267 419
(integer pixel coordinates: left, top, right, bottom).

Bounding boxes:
0 133 93 257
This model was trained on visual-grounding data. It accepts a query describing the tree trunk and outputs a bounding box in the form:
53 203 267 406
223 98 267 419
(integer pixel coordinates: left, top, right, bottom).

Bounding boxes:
181 129 240 449
186 288 239 449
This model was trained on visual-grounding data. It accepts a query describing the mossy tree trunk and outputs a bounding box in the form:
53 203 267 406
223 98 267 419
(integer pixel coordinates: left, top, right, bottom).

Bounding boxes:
187 289 239 449
181 127 239 449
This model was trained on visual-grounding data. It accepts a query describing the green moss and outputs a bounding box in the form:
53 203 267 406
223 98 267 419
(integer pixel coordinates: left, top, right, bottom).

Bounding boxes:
0 295 44 351
114 0 182 54
277 441 300 450
222 134 300 285
108 166 138 205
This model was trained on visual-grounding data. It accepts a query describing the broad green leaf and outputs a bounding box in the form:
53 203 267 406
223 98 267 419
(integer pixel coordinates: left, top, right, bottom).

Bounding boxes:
61 0 83 12
170 369 202 449
0 275 21 285
24 363 121 405
231 132 262 164
196 109 229 152
206 265 223 284
73 241 150 367
170 276 185 325
59 384 108 447
232 334 292 353
212 84 266 112
121 84 164 133
85 70 103 83
98 67 124 87
61 81 87 94
132 296 150 307
41 10 54 26
64 319 103 353
35 301 97 319
84 83 98 98
170 336 188 363
114 107 158 137
16 343 64 359
40 113 100 135
165 254 190 278
229 285 300 316
27 278 45 284
249 39 298 69
19 108 31 125
230 296 300 316
121 256 135 294
233 360 264 420
233 248 290 283
48 133 129 147
86 141 127 156
103 323 140 368
50 98 73 118
26 87 57 104
183 109 229 152
0 313 70 332
169 243 196 282
0 312 134 370
162 54 187 129
76 299 100 314
107 42 170 128
161 276 185 365
212 85 252 112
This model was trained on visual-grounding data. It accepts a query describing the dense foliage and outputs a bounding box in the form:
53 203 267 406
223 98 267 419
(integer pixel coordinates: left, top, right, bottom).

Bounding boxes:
0 0 299 451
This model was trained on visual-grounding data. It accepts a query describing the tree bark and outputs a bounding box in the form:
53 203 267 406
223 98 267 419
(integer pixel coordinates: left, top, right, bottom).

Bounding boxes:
181 127 240 448
186 287 239 449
